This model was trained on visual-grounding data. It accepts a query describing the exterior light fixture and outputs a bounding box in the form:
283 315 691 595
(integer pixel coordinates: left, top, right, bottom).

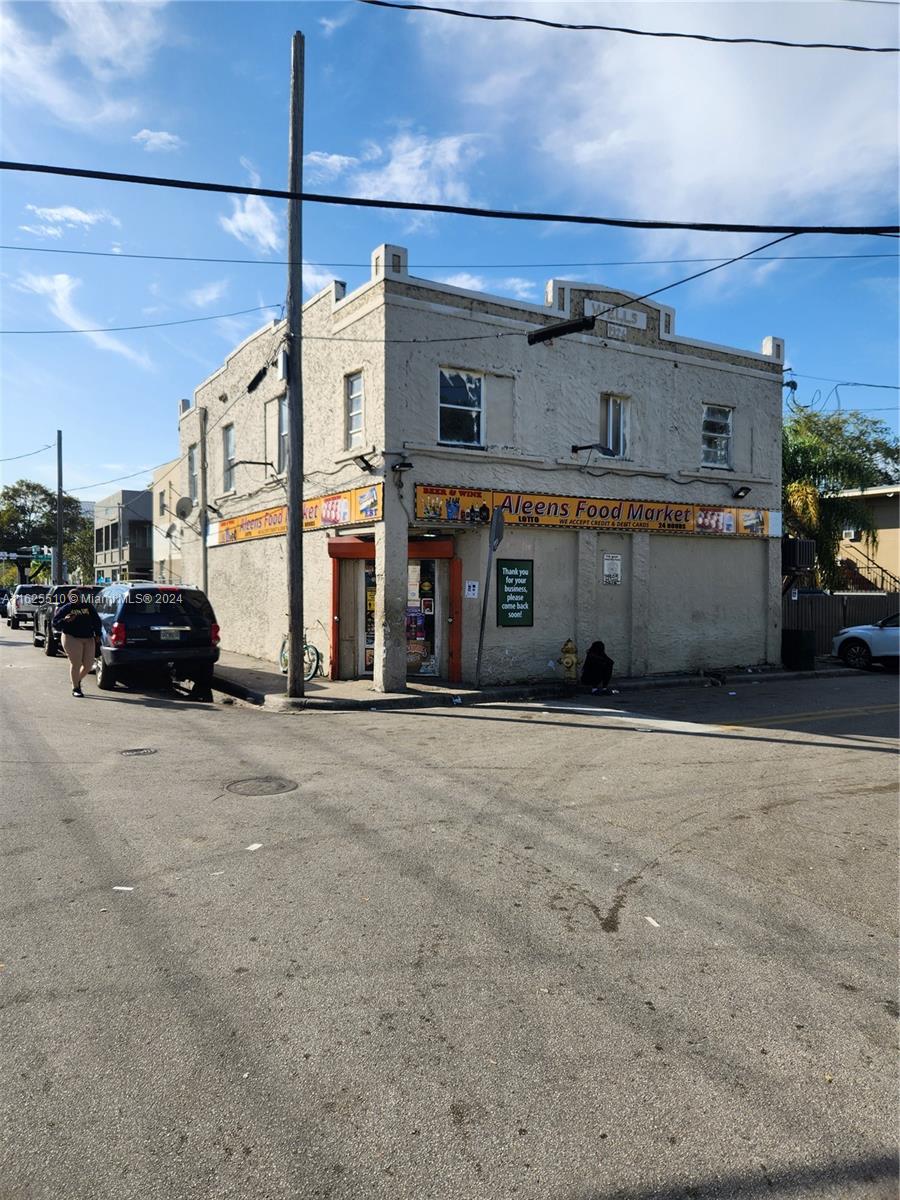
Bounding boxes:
528 315 596 346
571 443 615 456
732 485 752 500
391 460 414 474
246 366 268 393
352 454 375 473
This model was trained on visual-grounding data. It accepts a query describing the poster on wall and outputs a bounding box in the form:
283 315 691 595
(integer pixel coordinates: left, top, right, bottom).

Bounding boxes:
602 553 622 584
415 485 492 524
303 483 382 531
496 559 534 627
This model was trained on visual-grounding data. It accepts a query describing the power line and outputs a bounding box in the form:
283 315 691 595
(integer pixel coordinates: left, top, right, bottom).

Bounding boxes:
786 372 900 388
2 304 281 336
0 443 54 463
2 160 897 236
2 242 897 269
355 0 900 52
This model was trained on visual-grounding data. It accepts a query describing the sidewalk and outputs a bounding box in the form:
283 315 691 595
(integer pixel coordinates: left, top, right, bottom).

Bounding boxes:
212 648 852 711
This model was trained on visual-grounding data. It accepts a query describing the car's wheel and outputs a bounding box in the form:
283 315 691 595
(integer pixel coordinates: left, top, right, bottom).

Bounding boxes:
44 634 57 657
95 656 117 690
840 638 872 670
10 617 19 629
32 627 42 647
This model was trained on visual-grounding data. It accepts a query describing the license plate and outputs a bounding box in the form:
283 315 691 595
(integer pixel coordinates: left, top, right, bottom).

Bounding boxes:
160 628 180 641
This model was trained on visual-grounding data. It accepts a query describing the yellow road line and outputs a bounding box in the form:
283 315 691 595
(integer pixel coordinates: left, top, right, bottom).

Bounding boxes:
721 703 898 729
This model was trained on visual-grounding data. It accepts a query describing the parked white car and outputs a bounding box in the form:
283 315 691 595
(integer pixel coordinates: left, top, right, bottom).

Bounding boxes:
832 614 899 671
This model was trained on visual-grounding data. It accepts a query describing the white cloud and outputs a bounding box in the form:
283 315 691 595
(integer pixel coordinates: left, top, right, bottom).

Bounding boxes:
16 273 151 369
441 273 538 301
0 3 170 127
21 205 121 241
219 158 282 254
413 2 899 267
303 151 360 183
303 262 338 297
133 128 184 153
187 280 229 309
348 133 484 208
319 11 351 37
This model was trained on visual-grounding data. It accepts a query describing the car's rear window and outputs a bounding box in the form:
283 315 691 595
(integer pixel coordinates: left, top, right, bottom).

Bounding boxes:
119 590 215 624
17 586 49 595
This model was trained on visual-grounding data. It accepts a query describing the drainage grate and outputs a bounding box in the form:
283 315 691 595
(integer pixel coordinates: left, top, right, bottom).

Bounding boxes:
225 777 298 797
120 748 158 757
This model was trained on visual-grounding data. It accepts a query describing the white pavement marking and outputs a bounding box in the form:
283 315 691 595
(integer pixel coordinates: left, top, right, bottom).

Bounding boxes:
644 916 661 928
245 843 262 852
112 886 134 892
513 702 728 737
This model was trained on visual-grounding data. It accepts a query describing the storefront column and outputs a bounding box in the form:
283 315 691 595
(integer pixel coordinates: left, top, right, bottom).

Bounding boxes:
575 531 598 659
765 536 782 664
630 531 650 676
373 487 408 692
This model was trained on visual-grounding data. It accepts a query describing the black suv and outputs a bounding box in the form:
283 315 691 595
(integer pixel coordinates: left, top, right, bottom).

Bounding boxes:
33 585 102 656
94 583 220 691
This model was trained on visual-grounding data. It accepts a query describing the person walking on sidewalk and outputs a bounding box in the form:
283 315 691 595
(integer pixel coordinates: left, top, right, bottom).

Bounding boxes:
52 589 102 698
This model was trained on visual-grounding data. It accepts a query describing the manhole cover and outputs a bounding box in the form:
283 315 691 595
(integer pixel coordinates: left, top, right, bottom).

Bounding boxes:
120 748 158 757
225 776 298 796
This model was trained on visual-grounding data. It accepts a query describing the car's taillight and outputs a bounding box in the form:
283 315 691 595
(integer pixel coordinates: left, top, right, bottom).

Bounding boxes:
210 622 221 645
110 621 126 647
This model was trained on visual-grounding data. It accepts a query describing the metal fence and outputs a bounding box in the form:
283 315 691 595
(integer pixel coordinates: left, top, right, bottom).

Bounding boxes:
782 592 900 654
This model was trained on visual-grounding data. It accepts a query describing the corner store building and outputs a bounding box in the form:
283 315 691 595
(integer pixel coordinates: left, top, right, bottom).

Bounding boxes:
177 244 784 691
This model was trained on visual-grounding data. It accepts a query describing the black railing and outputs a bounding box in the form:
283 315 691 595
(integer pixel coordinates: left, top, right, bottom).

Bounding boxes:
838 542 900 593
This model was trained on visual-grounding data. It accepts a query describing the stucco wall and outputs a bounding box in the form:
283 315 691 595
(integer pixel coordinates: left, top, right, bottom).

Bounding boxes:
646 536 769 673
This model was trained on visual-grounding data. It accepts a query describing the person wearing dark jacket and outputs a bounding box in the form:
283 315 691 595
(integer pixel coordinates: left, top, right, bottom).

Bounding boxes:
581 640 614 693
52 589 102 697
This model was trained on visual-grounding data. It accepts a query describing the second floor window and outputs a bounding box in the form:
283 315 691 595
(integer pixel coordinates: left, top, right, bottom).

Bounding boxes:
158 489 166 517
701 405 733 468
346 373 363 448
277 395 288 472
599 393 628 457
440 369 483 446
188 445 198 503
223 425 236 491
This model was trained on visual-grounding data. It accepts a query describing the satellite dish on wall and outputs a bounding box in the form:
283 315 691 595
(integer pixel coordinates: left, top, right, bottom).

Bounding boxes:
164 523 177 540
174 496 194 521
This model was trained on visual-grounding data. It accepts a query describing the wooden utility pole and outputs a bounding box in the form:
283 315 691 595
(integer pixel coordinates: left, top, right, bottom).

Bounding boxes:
55 429 63 583
199 405 209 595
285 31 305 697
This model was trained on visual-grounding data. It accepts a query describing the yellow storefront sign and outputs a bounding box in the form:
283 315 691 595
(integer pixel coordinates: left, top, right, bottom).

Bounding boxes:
218 504 287 545
415 485 769 537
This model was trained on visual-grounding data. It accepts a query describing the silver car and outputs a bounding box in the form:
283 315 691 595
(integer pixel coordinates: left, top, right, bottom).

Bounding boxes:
6 584 50 630
831 613 899 671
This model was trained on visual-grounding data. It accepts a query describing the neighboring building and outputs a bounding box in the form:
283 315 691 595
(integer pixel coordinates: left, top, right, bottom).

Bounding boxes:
837 484 900 592
151 457 186 584
93 489 153 582
178 243 785 689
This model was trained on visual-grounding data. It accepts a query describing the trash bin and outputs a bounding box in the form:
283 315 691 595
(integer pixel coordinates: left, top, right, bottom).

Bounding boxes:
781 629 816 671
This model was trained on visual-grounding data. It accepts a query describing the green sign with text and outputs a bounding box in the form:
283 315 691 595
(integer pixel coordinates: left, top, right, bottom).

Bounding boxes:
496 559 534 627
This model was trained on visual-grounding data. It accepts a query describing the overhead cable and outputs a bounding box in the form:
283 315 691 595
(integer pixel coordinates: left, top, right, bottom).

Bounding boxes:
0 443 54 463
2 161 897 236
2 242 897 269
3 304 281 336
355 0 900 52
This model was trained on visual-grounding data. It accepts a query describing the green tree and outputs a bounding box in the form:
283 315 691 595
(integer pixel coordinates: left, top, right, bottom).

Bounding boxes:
0 479 89 580
782 410 900 588
65 516 96 583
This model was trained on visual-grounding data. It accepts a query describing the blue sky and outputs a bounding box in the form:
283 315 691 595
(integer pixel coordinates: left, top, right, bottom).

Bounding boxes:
1 0 897 502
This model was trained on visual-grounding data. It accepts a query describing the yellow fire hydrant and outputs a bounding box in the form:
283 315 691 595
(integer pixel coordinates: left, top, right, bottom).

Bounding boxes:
558 638 579 681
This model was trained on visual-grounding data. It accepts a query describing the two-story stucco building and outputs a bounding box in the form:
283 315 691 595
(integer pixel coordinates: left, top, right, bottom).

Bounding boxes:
176 243 784 690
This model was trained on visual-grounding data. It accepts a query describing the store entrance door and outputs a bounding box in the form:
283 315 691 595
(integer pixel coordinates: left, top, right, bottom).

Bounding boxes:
360 559 441 677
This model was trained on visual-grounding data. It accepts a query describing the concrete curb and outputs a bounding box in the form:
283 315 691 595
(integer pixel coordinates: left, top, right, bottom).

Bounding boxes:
212 663 858 711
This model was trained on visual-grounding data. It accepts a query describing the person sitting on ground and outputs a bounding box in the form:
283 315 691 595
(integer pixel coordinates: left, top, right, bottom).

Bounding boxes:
52 588 102 698
581 640 614 694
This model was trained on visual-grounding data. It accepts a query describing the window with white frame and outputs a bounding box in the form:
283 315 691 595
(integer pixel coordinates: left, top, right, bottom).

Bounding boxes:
599 392 628 457
701 405 733 468
439 369 483 446
277 395 288 472
346 372 363 448
188 445 198 503
222 424 236 491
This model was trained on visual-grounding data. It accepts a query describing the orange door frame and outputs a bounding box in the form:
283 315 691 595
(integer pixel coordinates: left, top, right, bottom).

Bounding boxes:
326 536 461 682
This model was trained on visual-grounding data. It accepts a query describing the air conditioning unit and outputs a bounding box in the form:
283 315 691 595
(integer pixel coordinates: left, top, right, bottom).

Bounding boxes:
782 537 816 571
842 528 861 542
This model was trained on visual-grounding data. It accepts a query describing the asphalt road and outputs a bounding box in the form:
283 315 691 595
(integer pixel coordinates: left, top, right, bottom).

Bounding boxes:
1 625 897 1200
